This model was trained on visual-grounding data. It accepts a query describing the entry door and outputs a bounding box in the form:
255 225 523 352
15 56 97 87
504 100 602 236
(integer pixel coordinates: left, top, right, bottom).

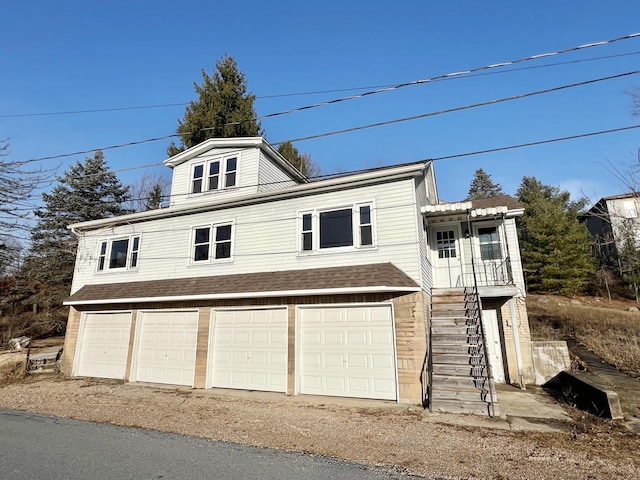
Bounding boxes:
431 226 463 288
481 310 505 383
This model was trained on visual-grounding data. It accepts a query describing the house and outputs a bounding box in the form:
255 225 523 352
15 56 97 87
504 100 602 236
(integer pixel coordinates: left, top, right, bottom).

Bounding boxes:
585 193 640 268
60 137 535 414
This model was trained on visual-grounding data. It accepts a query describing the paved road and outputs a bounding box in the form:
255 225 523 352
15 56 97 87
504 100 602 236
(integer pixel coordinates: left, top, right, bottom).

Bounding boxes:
0 410 426 479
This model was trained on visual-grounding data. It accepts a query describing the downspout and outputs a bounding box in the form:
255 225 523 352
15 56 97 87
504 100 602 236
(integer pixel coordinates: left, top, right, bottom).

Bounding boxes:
501 213 525 389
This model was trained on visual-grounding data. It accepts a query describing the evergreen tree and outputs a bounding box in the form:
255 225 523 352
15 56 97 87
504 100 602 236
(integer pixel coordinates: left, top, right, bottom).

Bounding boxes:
516 176 595 295
25 151 130 309
467 168 503 200
277 141 321 178
167 55 262 156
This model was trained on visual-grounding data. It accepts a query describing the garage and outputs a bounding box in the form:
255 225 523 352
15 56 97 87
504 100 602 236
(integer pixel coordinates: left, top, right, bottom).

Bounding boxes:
298 305 397 401
74 312 132 379
133 310 199 386
208 308 287 392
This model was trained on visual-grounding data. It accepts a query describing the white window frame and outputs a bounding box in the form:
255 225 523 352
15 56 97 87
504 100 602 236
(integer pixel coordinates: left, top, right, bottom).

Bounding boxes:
96 235 141 272
298 202 376 254
189 153 239 195
189 221 235 265
473 222 504 262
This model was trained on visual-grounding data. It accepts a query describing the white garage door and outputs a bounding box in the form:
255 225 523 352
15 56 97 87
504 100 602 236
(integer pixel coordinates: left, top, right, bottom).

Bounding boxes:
133 310 199 386
75 312 132 379
208 308 287 392
298 305 397 401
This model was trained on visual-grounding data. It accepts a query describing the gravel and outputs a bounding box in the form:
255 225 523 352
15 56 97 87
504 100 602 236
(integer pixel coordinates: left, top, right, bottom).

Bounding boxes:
0 376 638 480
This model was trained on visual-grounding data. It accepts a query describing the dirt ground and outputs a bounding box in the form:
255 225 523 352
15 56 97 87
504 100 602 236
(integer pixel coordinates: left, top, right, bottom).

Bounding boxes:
0 375 638 480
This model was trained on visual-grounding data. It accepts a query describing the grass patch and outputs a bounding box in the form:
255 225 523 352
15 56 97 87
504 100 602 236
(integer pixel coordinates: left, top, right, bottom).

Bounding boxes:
527 295 640 378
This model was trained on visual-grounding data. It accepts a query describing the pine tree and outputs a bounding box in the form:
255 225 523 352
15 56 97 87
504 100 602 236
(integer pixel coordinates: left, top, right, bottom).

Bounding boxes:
167 55 262 156
25 151 130 309
467 168 503 200
516 176 595 295
277 141 321 178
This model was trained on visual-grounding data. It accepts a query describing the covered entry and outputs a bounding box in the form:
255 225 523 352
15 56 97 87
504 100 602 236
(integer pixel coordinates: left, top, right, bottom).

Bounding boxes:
297 305 397 401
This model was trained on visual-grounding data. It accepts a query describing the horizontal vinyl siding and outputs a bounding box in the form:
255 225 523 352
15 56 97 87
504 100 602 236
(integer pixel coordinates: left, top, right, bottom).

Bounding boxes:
70 178 422 294
257 151 299 192
413 176 432 291
169 148 260 207
504 218 526 296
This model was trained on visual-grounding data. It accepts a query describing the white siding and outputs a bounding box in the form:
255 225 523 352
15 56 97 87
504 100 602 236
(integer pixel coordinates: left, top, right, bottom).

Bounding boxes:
257 150 299 192
169 147 260 207
71 178 423 294
414 175 433 291
504 218 526 296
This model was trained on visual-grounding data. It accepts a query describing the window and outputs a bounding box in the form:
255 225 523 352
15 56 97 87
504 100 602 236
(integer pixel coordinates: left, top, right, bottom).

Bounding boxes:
192 164 204 193
436 230 456 259
208 161 220 191
225 157 237 188
478 226 502 261
191 155 238 194
300 203 375 252
192 223 234 263
97 236 141 272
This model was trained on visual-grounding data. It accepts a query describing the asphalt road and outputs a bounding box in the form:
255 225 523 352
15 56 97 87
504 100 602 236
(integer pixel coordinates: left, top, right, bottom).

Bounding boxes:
0 410 427 479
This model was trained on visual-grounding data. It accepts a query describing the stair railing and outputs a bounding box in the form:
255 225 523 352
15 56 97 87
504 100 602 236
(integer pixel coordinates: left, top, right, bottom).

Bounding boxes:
465 212 499 417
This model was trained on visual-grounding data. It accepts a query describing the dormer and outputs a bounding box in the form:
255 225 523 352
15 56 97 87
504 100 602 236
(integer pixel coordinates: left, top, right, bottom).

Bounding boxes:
164 137 308 207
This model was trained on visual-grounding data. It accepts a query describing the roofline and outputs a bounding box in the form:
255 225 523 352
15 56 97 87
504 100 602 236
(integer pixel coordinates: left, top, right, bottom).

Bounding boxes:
163 137 307 183
69 161 428 231
63 285 422 306
421 202 524 218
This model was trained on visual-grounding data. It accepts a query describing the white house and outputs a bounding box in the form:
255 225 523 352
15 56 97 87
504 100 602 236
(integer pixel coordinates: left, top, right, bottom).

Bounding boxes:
61 137 534 414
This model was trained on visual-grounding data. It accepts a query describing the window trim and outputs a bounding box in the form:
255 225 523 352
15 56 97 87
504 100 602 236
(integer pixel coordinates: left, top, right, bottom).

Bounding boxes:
96 235 141 273
473 222 504 262
298 202 376 254
189 153 240 195
189 220 235 265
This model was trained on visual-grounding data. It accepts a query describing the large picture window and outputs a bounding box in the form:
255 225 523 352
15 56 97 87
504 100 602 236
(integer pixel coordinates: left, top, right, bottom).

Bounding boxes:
191 155 239 194
191 222 234 263
97 236 140 272
300 203 375 253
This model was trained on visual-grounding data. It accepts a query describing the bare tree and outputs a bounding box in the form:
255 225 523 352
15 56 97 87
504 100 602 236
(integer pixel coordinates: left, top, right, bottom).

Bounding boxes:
127 171 172 212
0 139 54 248
629 84 640 118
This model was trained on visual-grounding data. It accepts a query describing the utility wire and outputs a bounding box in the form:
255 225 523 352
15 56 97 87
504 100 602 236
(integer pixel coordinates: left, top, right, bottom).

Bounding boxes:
276 69 640 144
3 32 639 120
18 69 640 165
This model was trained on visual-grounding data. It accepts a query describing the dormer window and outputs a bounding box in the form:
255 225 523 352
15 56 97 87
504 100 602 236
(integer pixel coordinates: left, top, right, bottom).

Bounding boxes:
191 155 239 194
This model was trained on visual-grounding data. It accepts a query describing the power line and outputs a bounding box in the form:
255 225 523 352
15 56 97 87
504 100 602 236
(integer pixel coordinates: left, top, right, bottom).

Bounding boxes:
3 32 639 121
19 69 640 167
431 124 640 161
277 69 640 144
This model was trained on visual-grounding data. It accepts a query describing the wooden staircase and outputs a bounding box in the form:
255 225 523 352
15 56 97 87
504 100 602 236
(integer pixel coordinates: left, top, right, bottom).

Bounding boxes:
429 287 498 416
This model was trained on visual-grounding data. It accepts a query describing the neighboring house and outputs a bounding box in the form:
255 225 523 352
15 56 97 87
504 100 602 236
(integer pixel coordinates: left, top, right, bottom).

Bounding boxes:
60 137 535 415
585 194 640 267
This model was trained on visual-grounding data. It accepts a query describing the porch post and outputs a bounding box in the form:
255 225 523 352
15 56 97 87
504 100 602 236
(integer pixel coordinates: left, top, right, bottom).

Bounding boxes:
508 298 525 389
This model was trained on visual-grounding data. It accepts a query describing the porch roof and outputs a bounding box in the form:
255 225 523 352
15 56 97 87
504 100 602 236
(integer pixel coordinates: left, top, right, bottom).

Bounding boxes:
421 194 524 218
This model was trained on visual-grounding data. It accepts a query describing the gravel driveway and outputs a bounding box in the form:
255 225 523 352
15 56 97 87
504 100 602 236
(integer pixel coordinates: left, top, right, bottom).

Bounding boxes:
0 376 638 480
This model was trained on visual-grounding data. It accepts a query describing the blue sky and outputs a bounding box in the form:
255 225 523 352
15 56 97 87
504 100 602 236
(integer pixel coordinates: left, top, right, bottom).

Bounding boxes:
2 1 640 205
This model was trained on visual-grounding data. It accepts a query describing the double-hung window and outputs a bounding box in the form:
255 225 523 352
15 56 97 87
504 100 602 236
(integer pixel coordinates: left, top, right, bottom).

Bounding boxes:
300 202 375 253
191 155 238 194
191 222 234 263
478 226 502 261
97 236 140 272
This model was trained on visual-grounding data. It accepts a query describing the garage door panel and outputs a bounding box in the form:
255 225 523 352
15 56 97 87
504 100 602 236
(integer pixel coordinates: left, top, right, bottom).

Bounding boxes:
75 313 132 380
209 308 287 392
299 306 397 401
134 311 198 386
